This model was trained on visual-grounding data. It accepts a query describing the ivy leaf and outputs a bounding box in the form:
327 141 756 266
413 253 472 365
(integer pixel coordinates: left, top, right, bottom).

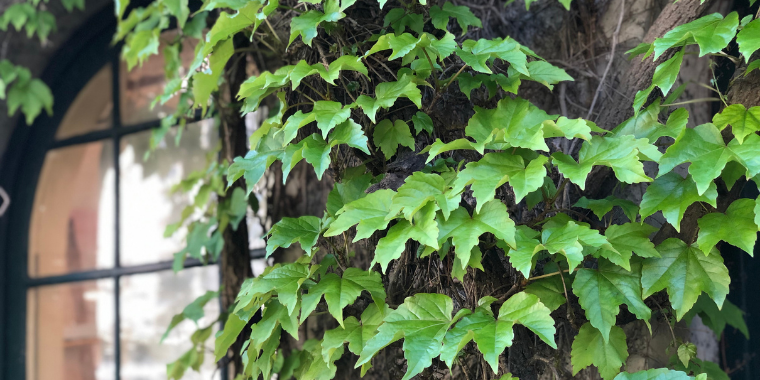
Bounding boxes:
161 290 219 342
543 116 599 141
552 135 651 190
329 119 371 154
437 200 516 269
641 239 730 320
205 2 263 53
712 104 760 144
245 263 315 316
313 101 352 138
325 167 372 216
322 303 389 361
640 172 718 232
373 119 415 159
356 294 462 380
388 172 457 221
282 134 333 180
289 2 344 47
429 2 482 34
599 223 660 269
508 60 573 90
572 259 651 342
373 203 440 272
525 275 566 312
465 96 554 153
451 246 484 281
736 18 760 59
301 268 386 326
697 198 758 255
574 196 639 222
366 33 421 60
383 9 424 35
613 103 684 141
538 217 613 271
651 48 685 96
451 152 546 212
571 323 628 380
456 38 529 75
411 111 434 134
356 74 422 122
659 124 734 195
441 293 555 374
323 55 369 84
325 189 395 241
683 294 749 339
503 225 542 277
266 216 322 257
678 343 697 367
653 12 739 58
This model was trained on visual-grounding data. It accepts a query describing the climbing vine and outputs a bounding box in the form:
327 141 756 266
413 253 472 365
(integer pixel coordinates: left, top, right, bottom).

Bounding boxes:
6 0 760 378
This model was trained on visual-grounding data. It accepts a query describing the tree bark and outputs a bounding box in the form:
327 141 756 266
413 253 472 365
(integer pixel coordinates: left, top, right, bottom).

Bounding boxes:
219 35 255 376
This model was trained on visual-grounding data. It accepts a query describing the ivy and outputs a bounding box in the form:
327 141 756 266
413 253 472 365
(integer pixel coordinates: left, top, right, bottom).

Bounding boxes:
90 0 760 378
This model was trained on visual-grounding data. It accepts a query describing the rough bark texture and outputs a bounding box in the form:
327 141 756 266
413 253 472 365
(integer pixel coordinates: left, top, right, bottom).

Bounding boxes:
219 35 256 376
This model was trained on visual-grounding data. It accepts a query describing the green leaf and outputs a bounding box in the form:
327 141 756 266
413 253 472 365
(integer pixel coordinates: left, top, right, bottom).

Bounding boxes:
504 225 542 277
356 293 460 380
598 223 660 269
161 290 219 342
388 172 457 221
683 294 749 339
247 262 313 315
641 239 730 320
538 217 613 271
651 48 685 96
658 123 735 195
411 111 433 134
329 119 371 154
373 119 415 159
164 0 189 28
573 196 639 222
456 38 528 75
677 343 697 367
301 268 386 325
429 2 482 34
193 39 235 113
572 259 651 342
640 172 718 232
552 135 651 190
322 303 389 361
653 12 739 58
451 152 546 212
288 3 344 47
312 101 352 138
384 9 424 35
543 116 599 141
266 216 322 257
712 104 760 144
325 189 395 241
524 275 566 312
451 246 484 281
373 203 440 272
441 293 555 374
613 103 683 141
571 323 628 380
356 74 422 122
325 167 372 216
465 96 554 153
509 60 573 90
206 1 263 52
737 18 760 59
437 200 516 270
7 76 53 125
697 198 758 255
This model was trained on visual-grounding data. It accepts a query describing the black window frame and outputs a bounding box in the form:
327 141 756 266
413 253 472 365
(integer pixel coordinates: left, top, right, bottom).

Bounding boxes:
0 5 264 380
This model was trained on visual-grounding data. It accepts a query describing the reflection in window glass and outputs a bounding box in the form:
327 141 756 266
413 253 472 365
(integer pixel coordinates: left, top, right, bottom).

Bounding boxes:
119 36 196 126
29 142 115 277
120 266 219 380
26 280 116 380
55 64 113 140
119 120 218 266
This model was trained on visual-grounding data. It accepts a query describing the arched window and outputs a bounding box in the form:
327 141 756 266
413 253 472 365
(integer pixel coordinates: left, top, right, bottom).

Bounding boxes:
0 6 264 380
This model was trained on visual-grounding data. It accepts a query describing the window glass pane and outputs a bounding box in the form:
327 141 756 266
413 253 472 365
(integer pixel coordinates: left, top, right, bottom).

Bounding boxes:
120 35 196 126
119 120 218 266
29 141 115 277
55 64 113 140
26 280 116 380
120 266 220 380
